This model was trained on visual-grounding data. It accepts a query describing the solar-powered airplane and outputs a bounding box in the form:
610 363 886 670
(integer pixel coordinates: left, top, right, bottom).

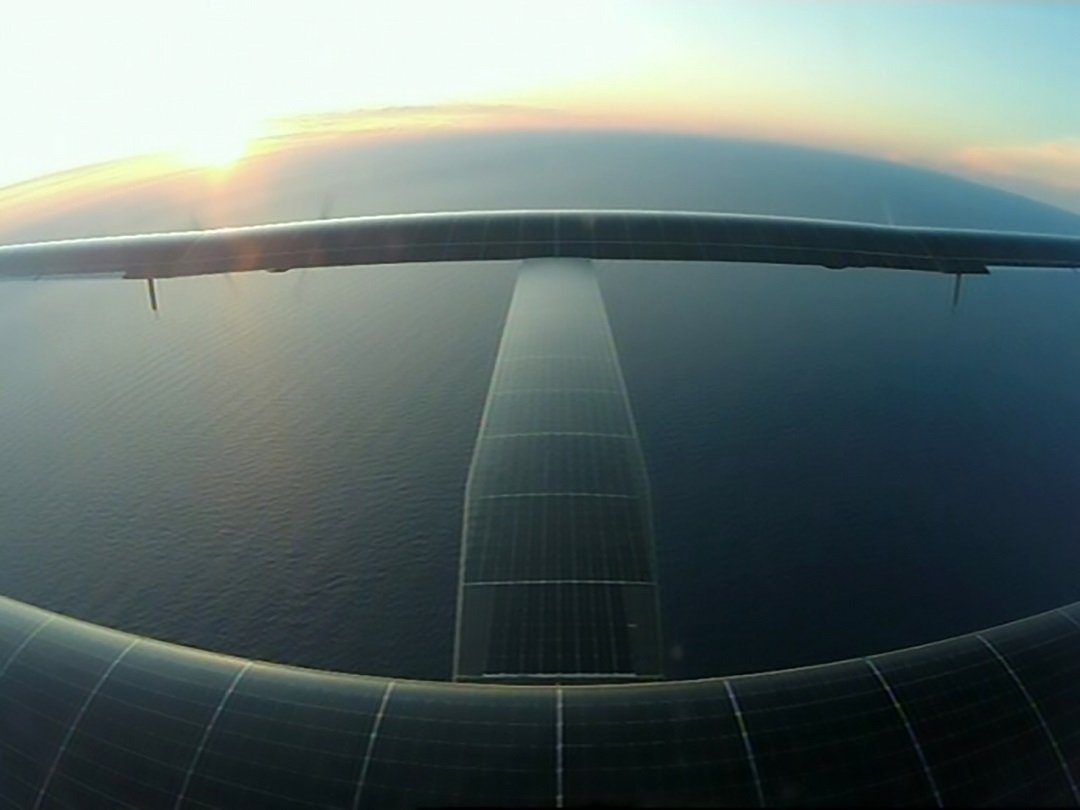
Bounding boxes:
1 211 1079 807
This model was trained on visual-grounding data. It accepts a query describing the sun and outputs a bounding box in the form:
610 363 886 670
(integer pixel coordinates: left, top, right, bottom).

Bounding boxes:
173 121 262 168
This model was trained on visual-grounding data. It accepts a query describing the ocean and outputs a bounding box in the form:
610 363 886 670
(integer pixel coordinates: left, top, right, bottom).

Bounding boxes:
1 132 1078 680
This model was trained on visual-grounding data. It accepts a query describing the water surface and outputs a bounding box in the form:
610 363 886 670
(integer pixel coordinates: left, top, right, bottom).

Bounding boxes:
2 133 1079 680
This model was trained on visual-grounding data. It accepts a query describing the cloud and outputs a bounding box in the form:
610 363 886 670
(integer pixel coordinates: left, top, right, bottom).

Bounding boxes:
263 104 596 142
951 138 1080 191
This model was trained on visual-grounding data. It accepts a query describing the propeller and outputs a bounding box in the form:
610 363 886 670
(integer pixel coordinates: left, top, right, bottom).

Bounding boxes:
146 277 158 314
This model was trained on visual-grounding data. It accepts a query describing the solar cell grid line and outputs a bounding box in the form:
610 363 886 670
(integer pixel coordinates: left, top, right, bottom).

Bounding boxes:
980 610 1080 804
50 647 248 809
474 492 637 501
872 635 1078 805
1059 608 1080 631
467 579 653 586
172 661 252 810
32 637 139 810
864 658 943 807
602 582 620 673
555 686 565 808
455 258 662 682
724 680 766 808
177 663 389 810
350 680 395 810
358 681 557 807
975 634 1080 805
535 577 548 674
0 615 55 682
452 255 525 682
594 262 663 668
440 216 461 263
0 618 141 810
568 581 582 675
734 660 941 806
0 617 60 808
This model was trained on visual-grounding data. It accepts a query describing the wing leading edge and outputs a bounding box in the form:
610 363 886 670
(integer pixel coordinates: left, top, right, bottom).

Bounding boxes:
1 210 1079 280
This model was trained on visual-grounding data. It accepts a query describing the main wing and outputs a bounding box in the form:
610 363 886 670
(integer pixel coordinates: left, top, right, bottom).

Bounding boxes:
1 210 1079 280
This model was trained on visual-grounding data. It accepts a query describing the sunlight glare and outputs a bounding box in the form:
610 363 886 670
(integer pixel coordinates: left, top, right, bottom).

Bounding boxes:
172 121 262 169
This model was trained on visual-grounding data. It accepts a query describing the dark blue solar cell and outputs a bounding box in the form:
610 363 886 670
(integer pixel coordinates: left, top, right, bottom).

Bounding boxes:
182 665 385 809
45 641 242 809
563 682 757 806
872 635 1076 806
731 661 935 806
360 682 556 808
0 620 132 809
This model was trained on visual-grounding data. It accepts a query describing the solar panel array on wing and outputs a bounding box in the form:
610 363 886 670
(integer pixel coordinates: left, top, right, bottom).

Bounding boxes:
2 594 1080 805
870 626 1080 806
730 661 938 805
360 682 556 807
454 259 663 682
979 611 1080 804
179 665 385 809
43 641 243 809
0 617 132 810
561 682 758 805
4 210 1079 281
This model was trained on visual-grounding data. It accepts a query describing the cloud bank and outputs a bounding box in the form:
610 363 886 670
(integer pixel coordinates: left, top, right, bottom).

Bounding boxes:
952 138 1080 190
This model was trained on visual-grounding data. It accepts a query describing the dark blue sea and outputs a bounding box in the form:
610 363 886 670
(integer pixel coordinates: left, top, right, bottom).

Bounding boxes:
1 132 1078 680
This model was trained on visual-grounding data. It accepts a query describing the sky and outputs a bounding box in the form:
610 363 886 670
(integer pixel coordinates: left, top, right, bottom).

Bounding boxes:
1 0 1078 210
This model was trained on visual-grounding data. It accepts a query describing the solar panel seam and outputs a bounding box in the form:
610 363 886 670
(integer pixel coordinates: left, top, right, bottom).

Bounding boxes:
452 265 523 681
3 654 165 706
485 431 631 439
105 665 239 696
204 694 383 719
173 770 341 809
349 679 395 810
975 634 1080 805
864 658 943 807
494 387 622 395
477 492 636 500
881 660 1067 804
1058 608 1080 631
555 686 565 807
594 267 663 670
63 690 211 728
474 672 642 679
41 771 140 810
364 754 551 769
0 616 55 682
172 661 252 810
55 743 224 809
32 637 140 809
48 735 188 781
724 680 766 807
466 580 654 586
186 725 364 760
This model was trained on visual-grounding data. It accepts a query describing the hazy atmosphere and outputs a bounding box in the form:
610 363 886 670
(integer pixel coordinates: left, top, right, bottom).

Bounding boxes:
2 1 1079 219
